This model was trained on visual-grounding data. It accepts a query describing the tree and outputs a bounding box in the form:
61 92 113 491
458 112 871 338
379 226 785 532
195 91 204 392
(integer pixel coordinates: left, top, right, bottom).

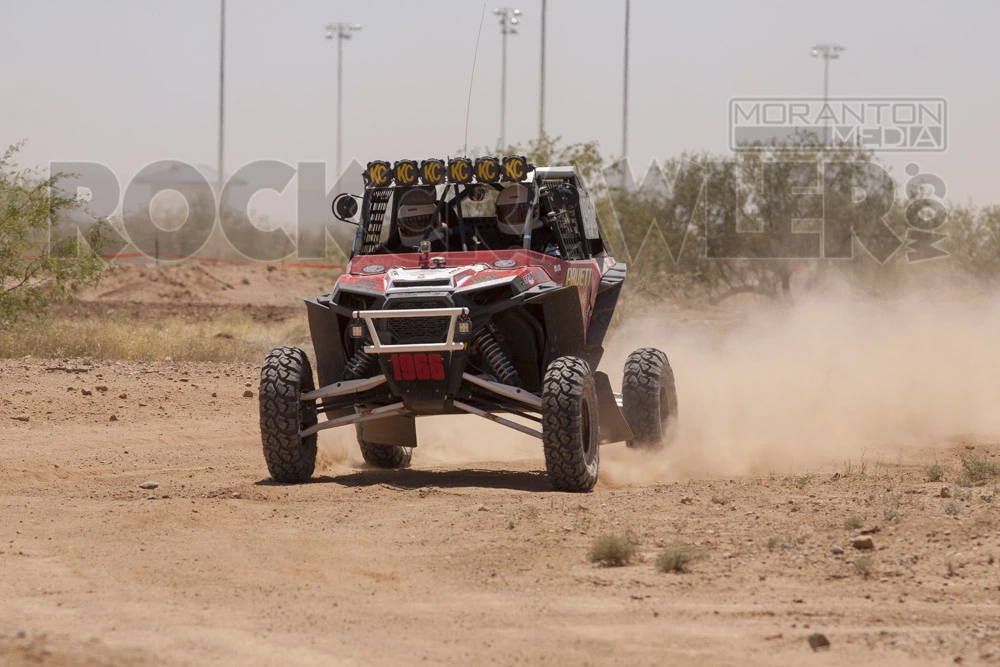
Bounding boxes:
603 142 900 302
945 204 1000 282
504 133 604 184
1 143 106 324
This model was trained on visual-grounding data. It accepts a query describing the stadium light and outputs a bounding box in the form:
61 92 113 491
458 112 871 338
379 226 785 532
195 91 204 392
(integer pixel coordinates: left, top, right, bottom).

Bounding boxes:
539 0 546 146
811 43 845 146
493 7 521 151
622 0 630 165
325 22 363 179
218 0 226 192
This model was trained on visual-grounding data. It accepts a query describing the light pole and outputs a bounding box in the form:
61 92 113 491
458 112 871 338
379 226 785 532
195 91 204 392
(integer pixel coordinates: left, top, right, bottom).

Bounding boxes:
326 22 362 178
622 0 630 164
539 0 546 146
811 43 845 146
217 0 226 192
494 7 521 151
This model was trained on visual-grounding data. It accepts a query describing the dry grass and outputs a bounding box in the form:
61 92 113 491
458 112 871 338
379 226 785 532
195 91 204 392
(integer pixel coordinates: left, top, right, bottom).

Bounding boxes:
853 555 874 578
655 544 707 573
765 535 803 551
926 463 945 482
956 455 1000 487
0 312 310 363
589 533 638 567
843 516 863 530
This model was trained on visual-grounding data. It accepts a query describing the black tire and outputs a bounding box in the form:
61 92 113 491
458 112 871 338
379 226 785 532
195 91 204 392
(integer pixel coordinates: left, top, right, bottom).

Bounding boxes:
356 423 412 469
622 347 678 449
541 356 600 492
259 346 318 483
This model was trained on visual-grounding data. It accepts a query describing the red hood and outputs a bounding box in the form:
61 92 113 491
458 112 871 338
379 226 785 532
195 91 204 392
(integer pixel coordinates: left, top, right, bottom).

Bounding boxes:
339 249 568 292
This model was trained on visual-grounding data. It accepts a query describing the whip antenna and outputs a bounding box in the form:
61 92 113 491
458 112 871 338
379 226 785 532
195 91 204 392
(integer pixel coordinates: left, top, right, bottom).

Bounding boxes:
463 3 487 156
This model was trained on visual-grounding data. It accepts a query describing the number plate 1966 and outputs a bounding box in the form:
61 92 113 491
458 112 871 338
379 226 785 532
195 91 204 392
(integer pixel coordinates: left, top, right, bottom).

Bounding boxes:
388 353 446 381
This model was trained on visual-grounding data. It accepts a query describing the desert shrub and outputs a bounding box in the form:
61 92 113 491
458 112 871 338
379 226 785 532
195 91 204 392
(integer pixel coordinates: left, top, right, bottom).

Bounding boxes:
853 556 874 578
588 533 637 567
957 456 1000 487
1 143 107 325
655 544 706 573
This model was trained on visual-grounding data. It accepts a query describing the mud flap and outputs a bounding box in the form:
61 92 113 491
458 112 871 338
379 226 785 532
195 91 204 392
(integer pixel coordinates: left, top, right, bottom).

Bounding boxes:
360 415 417 448
584 263 626 369
524 286 586 365
594 371 633 445
305 299 346 388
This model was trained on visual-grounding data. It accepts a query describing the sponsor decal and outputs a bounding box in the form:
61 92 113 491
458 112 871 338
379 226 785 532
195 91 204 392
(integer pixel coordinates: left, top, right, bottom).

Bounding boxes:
462 271 504 286
564 267 591 287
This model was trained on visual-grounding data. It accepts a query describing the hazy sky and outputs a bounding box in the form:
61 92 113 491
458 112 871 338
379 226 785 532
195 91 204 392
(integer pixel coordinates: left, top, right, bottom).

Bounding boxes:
3 0 998 211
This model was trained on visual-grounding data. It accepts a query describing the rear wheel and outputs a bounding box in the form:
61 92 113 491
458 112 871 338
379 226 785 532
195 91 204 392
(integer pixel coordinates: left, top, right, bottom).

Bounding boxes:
259 346 318 483
541 356 600 492
622 347 678 449
356 423 412 469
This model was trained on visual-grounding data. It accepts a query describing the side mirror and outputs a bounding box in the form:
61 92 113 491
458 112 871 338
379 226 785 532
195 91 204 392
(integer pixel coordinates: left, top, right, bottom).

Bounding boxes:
332 193 359 223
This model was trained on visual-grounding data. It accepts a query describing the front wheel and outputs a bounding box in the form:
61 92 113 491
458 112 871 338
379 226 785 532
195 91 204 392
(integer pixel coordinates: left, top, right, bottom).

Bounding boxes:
622 347 678 449
541 356 600 492
259 346 318 483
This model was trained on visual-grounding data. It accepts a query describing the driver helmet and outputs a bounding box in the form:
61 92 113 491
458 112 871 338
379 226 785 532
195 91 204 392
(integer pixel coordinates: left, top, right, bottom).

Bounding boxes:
495 184 540 236
397 187 442 248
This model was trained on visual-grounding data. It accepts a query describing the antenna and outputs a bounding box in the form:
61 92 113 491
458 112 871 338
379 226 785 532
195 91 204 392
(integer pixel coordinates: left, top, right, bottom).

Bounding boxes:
463 3 488 156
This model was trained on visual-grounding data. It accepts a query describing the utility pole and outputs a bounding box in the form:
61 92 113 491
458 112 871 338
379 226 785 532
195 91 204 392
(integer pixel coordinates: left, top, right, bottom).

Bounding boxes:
539 0 546 146
325 22 363 178
217 0 226 192
622 0 630 163
811 43 845 146
494 7 521 151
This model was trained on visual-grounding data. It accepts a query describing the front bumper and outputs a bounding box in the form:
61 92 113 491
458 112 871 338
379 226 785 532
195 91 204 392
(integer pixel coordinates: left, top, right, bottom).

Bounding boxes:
353 306 469 354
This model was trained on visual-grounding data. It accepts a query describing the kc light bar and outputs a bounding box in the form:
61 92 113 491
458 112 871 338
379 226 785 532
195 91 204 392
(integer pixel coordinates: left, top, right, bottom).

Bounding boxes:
393 159 419 186
364 156 531 188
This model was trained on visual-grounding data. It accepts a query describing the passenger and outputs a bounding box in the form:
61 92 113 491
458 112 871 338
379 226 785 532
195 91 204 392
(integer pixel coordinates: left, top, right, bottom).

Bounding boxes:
495 184 561 257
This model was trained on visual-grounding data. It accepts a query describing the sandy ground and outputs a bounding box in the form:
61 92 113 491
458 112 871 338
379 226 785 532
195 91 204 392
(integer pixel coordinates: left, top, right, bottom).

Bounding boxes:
76 264 337 309
2 266 1000 665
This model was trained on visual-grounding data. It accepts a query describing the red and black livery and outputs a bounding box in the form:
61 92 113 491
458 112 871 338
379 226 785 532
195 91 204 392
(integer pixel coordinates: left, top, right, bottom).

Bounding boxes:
258 158 678 492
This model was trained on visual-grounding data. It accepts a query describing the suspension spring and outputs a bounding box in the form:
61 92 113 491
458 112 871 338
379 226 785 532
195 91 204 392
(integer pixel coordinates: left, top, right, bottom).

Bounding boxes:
342 347 378 381
472 327 520 386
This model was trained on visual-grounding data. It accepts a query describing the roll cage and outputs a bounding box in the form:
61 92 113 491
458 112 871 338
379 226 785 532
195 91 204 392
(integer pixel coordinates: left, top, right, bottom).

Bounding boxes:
349 169 605 260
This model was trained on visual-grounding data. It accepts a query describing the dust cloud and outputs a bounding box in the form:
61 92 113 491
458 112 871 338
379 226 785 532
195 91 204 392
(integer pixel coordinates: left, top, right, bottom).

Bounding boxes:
601 287 1000 485
320 287 1000 485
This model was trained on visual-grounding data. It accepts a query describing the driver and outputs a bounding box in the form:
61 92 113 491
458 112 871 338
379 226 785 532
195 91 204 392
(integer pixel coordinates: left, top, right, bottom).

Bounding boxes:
391 187 444 251
495 184 560 256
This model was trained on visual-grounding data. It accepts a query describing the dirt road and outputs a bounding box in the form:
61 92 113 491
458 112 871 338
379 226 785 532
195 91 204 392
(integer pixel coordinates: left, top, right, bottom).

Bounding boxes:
2 355 999 666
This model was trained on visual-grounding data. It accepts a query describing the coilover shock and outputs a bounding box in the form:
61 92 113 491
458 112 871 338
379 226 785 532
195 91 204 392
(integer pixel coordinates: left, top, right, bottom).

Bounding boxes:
471 325 520 386
342 347 378 381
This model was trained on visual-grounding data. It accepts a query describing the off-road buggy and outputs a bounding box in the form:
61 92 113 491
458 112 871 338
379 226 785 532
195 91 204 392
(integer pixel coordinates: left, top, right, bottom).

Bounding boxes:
259 156 678 492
